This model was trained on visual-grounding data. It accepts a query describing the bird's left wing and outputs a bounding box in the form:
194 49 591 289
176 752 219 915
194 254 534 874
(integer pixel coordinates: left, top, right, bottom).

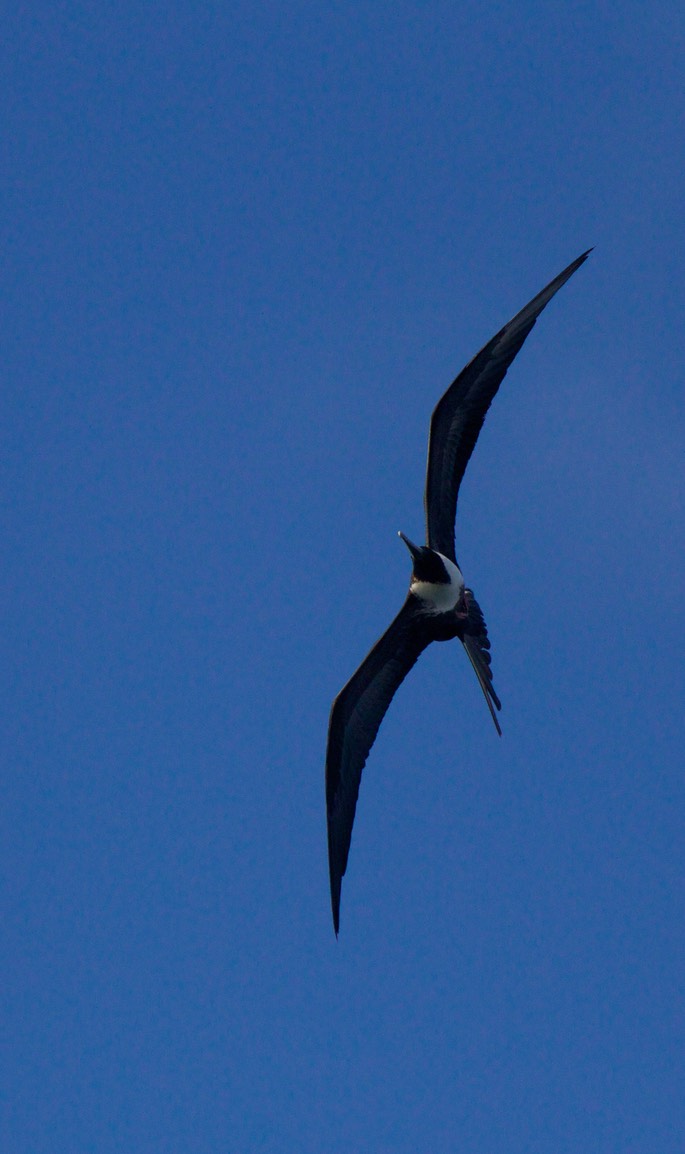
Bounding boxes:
326 595 430 934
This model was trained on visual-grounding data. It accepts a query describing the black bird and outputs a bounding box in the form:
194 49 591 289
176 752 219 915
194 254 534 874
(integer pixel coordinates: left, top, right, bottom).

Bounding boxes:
325 250 591 935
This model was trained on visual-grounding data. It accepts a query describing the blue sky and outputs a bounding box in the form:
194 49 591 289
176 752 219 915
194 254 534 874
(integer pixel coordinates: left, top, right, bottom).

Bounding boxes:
2 4 684 1151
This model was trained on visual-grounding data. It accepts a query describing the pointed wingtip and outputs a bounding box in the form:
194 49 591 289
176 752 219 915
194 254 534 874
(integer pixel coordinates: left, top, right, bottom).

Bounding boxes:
563 248 593 279
574 247 594 268
330 869 342 936
554 247 593 286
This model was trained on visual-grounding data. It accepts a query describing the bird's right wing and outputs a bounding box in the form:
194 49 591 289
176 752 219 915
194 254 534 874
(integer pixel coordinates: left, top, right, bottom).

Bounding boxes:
425 250 591 561
326 595 430 934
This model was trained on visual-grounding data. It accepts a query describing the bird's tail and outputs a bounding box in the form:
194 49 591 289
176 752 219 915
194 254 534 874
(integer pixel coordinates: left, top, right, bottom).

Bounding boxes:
462 589 502 736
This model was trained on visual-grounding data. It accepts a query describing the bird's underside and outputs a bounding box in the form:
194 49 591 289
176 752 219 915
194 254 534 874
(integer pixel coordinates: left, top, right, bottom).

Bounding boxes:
325 249 591 934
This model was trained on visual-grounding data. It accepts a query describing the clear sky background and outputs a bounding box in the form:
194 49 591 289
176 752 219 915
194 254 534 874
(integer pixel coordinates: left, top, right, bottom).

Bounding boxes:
2 4 684 1152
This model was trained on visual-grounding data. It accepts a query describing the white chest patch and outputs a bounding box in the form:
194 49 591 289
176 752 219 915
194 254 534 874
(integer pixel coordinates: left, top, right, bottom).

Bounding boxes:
410 553 464 613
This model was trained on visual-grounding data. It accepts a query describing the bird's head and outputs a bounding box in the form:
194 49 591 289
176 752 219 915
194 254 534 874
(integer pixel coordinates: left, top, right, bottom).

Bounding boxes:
398 532 450 584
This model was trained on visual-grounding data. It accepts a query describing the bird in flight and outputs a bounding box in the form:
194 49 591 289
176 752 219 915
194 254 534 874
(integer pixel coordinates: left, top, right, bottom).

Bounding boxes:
325 250 591 935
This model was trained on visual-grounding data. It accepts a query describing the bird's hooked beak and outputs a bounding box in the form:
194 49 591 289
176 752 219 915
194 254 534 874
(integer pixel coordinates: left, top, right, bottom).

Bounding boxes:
398 531 423 564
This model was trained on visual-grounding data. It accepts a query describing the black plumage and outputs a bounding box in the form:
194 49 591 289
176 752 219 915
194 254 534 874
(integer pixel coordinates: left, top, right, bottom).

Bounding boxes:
424 250 591 561
326 251 591 934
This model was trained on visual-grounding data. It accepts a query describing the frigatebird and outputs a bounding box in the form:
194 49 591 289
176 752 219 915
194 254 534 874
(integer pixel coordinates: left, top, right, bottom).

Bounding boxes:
325 250 591 934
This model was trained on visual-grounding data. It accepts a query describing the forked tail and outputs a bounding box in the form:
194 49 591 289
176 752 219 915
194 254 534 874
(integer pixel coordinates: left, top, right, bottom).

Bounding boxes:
462 589 502 736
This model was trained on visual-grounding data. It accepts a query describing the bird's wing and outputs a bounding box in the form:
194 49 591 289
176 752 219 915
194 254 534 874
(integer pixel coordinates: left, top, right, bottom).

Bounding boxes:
326 595 431 934
425 250 591 561
461 588 502 736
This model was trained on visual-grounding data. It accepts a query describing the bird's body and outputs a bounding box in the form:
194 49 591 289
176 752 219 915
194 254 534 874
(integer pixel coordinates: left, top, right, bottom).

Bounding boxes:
325 250 591 934
409 549 464 614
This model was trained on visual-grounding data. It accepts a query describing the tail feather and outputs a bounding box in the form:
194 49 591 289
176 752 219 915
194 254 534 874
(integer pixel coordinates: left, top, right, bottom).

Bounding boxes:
462 589 502 736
